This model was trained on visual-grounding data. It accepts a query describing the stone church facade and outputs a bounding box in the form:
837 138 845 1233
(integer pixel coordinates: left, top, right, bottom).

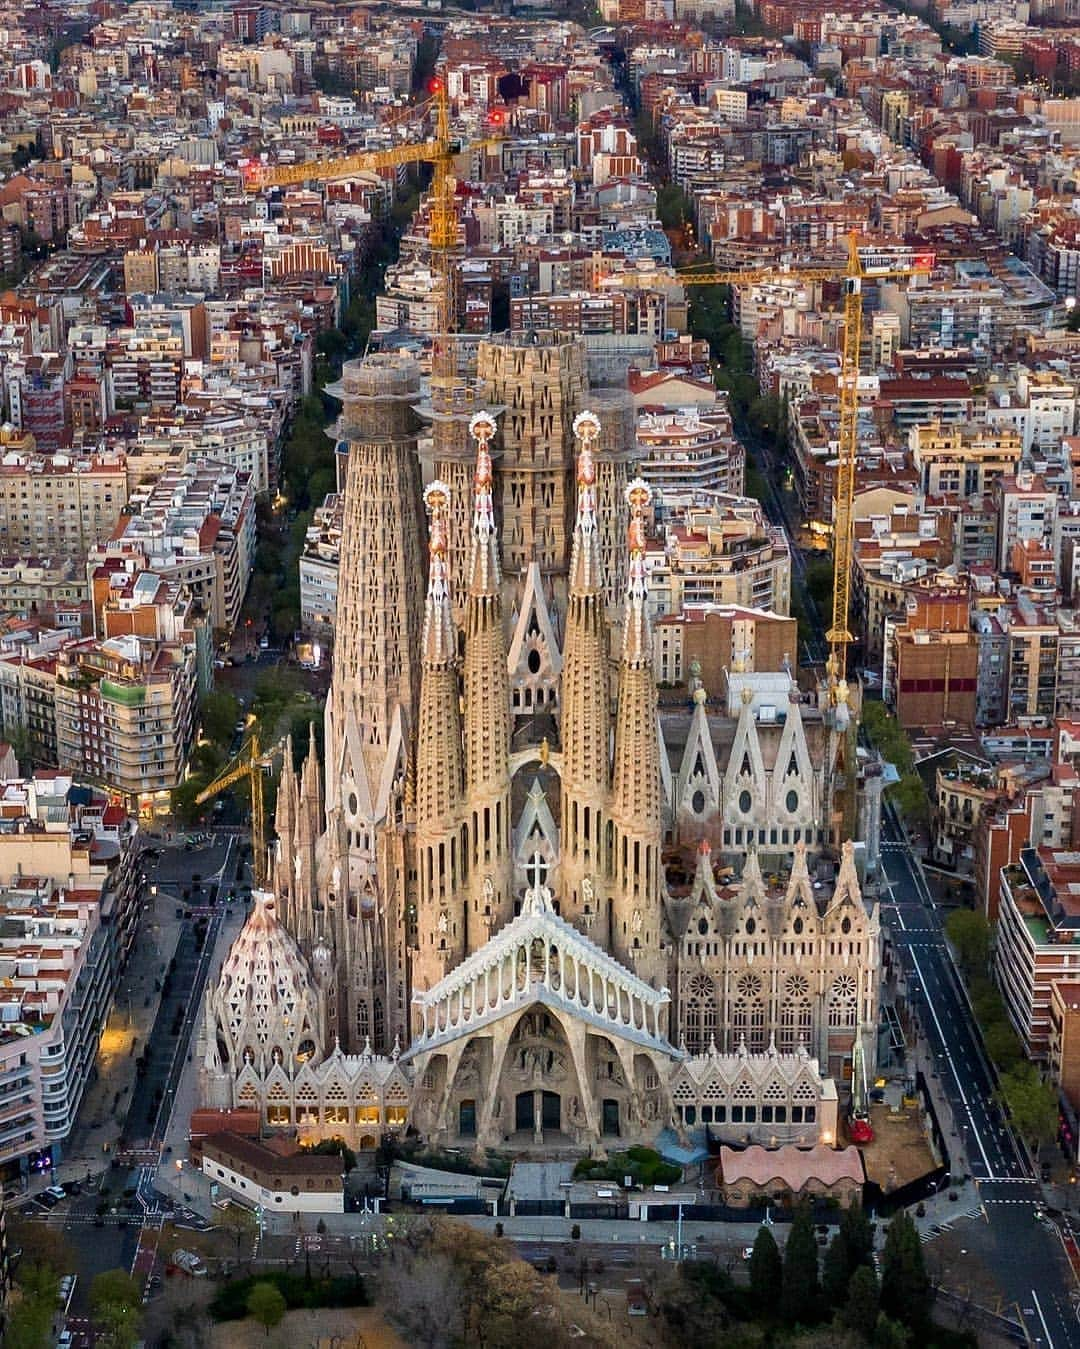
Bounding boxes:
198 336 879 1154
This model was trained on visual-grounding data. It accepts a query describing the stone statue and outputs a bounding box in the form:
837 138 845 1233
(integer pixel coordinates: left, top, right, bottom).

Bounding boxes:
483 875 495 907
632 909 643 934
437 910 448 933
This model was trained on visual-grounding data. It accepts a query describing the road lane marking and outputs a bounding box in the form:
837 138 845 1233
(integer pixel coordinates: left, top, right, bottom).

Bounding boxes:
882 860 995 1179
1031 1288 1056 1347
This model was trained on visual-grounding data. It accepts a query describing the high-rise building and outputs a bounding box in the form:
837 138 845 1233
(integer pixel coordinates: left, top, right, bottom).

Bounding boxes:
199 354 879 1154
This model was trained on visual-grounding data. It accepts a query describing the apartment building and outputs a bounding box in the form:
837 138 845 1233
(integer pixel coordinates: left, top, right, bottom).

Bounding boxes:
133 413 272 495
0 441 129 563
54 633 198 815
851 508 955 660
651 501 790 618
652 603 797 689
996 470 1058 572
0 774 140 1179
886 575 979 729
298 493 342 639
635 406 745 505
1048 980 1080 1123
932 757 1003 872
1007 596 1059 721
0 557 88 619
995 847 1080 1060
909 420 1023 500
0 632 66 769
108 459 256 630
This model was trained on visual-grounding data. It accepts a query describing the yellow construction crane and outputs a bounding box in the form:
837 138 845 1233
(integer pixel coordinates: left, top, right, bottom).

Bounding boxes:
608 231 934 694
241 81 504 339
195 733 286 888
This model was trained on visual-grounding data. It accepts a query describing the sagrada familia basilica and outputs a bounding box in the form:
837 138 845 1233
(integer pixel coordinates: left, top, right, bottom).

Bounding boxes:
198 332 881 1155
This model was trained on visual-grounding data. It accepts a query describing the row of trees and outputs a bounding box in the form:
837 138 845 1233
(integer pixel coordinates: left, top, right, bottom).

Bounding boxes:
861 701 930 823
944 907 1059 1149
744 1206 931 1343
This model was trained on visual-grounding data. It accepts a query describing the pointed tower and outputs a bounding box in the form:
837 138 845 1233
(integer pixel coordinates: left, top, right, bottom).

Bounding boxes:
610 478 665 985
414 481 467 995
560 411 612 939
320 353 426 1052
272 735 298 931
462 411 514 945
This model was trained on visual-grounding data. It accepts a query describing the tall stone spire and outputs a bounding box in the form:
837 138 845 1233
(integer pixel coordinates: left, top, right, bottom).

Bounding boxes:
560 410 612 939
319 353 426 1053
462 411 513 943
414 482 467 996
610 479 664 984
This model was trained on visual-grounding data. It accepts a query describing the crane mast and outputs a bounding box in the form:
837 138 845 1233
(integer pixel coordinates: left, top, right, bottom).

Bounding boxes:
609 231 933 698
194 733 285 888
241 81 502 346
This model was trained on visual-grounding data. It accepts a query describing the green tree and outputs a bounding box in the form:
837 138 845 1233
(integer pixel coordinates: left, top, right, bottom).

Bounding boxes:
843 1263 881 1338
91 1268 143 1349
171 774 209 826
878 1213 930 1333
889 772 929 822
999 1062 1058 1148
822 1228 853 1308
200 689 240 747
246 1280 286 1337
982 1019 1022 1071
839 1202 874 1269
873 1313 911 1348
3 1297 54 1349
749 1224 783 1307
781 1204 820 1325
945 908 991 977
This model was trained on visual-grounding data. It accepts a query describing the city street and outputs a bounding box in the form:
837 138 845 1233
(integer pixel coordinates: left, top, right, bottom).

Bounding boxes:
749 426 1080 1344
881 801 1079 1345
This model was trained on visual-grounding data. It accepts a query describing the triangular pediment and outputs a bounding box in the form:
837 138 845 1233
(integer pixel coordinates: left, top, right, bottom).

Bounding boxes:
405 900 678 1062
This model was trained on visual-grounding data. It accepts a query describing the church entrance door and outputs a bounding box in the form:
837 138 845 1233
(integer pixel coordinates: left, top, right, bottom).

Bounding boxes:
602 1098 620 1136
515 1091 533 1132
541 1090 561 1132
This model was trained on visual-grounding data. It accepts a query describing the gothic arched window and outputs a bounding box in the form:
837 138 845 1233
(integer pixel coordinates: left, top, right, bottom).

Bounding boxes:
828 973 858 1028
683 972 716 1055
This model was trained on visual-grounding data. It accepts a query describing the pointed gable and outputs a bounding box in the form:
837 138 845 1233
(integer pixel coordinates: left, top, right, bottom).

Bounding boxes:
725 687 767 821
773 689 814 821
507 560 562 715
677 692 722 822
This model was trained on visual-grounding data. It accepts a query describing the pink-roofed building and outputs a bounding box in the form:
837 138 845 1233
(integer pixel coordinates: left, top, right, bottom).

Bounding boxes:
718 1143 864 1208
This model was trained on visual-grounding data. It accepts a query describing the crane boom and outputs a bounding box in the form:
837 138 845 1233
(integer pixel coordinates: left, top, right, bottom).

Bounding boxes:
195 733 285 888
239 82 503 350
607 232 933 689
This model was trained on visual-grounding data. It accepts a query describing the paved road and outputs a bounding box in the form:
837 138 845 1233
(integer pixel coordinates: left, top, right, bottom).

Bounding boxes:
880 801 1079 1346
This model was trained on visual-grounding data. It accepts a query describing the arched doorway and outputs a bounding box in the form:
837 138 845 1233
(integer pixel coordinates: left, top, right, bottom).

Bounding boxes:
513 1090 562 1135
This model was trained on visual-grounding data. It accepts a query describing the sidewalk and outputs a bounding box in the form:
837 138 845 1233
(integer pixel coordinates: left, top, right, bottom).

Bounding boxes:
40 885 187 1193
153 901 248 1208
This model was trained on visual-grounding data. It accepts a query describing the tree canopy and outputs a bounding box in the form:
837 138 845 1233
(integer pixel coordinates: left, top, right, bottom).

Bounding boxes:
879 1212 931 1334
246 1280 287 1336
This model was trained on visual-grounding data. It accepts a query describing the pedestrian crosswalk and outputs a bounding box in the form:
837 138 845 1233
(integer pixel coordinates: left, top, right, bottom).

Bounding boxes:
919 1204 985 1242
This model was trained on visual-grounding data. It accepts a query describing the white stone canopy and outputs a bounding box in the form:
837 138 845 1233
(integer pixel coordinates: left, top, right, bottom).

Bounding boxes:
404 867 676 1060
